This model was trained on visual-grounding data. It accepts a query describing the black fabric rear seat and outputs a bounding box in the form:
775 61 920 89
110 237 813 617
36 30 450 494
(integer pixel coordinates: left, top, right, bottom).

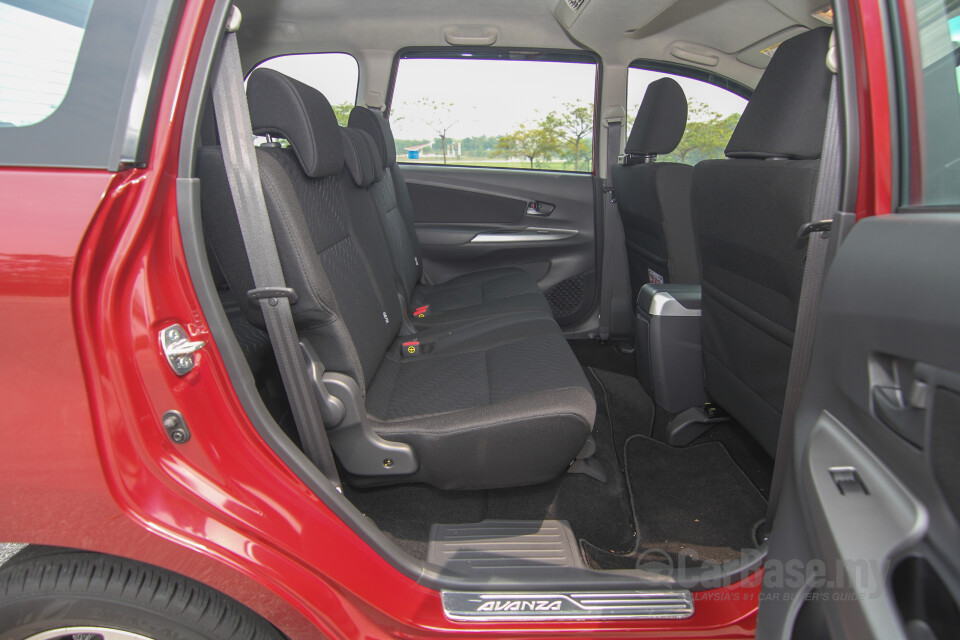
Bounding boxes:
198 68 594 490
347 106 553 329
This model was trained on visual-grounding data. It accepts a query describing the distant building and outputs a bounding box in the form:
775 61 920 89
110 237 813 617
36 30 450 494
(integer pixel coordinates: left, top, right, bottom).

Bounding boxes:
404 142 430 160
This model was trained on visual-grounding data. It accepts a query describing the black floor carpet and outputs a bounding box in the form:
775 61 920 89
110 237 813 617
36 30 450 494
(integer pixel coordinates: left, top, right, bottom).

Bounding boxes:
582 434 768 570
342 366 637 560
343 362 771 570
569 340 637 377
588 367 655 469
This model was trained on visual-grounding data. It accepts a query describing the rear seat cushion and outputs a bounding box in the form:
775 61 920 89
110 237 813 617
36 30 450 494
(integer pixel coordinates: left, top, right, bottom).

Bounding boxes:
365 316 595 490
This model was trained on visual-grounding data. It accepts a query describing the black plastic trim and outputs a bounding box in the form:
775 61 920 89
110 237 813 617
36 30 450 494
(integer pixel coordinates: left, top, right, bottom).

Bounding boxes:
627 59 753 100
832 0 862 213
126 0 185 168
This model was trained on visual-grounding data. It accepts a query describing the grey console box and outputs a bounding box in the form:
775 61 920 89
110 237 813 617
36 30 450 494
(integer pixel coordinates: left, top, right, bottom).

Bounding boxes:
635 284 706 413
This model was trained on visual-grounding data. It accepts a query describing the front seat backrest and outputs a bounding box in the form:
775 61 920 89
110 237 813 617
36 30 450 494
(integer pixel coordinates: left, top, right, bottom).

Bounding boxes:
692 27 833 455
612 77 698 301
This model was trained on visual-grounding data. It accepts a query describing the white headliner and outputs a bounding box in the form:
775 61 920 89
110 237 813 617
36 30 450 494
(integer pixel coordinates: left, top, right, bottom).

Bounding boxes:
233 0 831 168
235 0 829 86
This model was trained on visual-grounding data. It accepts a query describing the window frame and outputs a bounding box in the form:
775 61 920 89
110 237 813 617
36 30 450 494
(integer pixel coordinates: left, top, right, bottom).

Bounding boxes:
627 59 753 102
385 46 602 174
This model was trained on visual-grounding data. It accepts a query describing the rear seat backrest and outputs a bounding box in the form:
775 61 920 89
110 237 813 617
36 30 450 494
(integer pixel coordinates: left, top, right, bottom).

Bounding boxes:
200 69 402 390
246 70 408 390
348 107 423 300
612 77 698 297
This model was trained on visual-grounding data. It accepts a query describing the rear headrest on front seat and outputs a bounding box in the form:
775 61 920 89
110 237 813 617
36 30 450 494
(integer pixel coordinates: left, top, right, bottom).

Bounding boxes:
623 77 688 162
340 127 384 188
246 68 345 177
725 27 833 160
348 106 397 169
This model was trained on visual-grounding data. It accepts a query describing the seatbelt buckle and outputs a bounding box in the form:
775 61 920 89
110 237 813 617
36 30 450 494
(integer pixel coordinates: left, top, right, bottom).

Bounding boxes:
798 219 833 239
412 304 430 319
401 340 420 357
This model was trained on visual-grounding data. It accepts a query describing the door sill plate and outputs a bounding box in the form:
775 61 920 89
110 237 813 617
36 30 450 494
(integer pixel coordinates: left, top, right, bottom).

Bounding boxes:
441 590 694 621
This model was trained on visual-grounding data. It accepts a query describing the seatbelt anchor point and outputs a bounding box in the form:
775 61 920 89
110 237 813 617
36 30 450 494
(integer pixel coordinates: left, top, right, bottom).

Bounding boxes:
225 6 242 33
248 286 299 305
798 219 833 239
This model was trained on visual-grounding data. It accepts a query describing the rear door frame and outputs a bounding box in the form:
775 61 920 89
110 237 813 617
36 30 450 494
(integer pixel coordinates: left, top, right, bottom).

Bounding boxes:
757 0 960 636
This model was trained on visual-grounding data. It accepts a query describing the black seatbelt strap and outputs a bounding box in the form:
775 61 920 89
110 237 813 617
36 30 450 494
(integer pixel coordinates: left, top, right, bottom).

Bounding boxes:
766 73 841 525
598 116 623 341
211 8 341 489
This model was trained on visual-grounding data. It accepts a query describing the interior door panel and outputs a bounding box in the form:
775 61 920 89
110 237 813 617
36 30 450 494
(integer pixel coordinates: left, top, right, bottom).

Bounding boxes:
407 182 527 223
399 164 599 327
758 214 960 639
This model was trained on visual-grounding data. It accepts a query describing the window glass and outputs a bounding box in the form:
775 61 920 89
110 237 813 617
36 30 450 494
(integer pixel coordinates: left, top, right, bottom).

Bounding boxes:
253 53 359 125
627 67 748 165
0 0 94 127
389 55 597 172
897 0 960 206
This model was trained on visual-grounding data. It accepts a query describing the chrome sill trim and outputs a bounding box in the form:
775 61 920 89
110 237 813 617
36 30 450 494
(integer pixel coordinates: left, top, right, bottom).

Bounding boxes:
442 590 694 621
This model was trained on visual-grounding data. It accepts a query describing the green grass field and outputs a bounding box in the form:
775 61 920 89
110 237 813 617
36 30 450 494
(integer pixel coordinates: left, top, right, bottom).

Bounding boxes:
400 158 592 173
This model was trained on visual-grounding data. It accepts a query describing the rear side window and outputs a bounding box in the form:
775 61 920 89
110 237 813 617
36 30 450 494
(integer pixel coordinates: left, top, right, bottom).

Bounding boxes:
0 0 179 169
389 52 598 172
894 0 960 207
0 0 93 128
253 53 359 125
627 66 748 165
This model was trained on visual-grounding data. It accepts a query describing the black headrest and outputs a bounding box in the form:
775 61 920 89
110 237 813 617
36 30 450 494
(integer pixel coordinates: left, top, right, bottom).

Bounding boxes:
246 68 344 178
725 28 833 160
624 78 688 156
340 127 383 188
348 106 397 168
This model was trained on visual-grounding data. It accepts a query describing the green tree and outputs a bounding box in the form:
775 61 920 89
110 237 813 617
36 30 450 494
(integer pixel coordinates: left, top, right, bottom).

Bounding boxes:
666 101 740 165
419 98 457 164
331 102 353 127
494 118 563 169
556 100 594 171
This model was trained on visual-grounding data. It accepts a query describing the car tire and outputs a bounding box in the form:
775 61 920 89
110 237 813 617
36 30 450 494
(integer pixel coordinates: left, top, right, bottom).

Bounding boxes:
0 550 283 640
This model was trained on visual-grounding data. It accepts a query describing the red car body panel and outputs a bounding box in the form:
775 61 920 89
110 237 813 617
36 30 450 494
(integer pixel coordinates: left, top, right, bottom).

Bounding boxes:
0 0 891 638
846 0 894 218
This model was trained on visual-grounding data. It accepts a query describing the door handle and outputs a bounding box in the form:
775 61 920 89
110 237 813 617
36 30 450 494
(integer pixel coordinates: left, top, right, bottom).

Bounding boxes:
526 200 555 216
871 383 927 448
